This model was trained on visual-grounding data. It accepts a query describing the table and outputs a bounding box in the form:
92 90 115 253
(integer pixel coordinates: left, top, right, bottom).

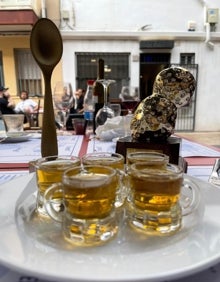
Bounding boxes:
0 133 220 282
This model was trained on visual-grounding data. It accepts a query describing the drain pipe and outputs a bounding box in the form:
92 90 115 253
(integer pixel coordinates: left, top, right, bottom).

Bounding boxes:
198 0 214 49
41 0 47 18
204 22 214 48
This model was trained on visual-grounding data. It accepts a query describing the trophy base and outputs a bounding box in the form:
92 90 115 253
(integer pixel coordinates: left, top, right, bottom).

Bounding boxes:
115 135 181 166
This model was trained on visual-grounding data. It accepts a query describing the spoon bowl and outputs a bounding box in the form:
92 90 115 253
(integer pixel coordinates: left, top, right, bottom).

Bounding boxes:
30 18 63 157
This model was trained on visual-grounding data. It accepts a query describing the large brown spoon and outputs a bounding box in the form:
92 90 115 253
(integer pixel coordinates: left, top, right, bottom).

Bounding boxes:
30 18 63 157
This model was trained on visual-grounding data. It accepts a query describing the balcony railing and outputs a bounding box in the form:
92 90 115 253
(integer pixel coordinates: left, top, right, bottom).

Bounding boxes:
0 0 40 33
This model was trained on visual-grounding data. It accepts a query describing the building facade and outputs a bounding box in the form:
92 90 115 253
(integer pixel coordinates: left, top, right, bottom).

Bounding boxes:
0 0 220 131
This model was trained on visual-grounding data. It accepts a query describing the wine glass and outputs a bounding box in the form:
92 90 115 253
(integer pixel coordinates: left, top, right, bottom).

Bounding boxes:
95 79 116 127
119 86 140 115
109 103 121 117
53 82 74 129
119 86 139 139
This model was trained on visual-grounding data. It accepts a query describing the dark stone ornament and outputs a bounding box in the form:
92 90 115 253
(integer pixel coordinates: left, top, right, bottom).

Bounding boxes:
131 94 177 142
153 66 196 108
131 67 196 142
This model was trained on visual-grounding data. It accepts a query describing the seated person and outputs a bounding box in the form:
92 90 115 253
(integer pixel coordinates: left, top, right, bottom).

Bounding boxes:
70 88 85 114
75 88 85 113
0 86 15 114
15 90 38 114
67 88 85 130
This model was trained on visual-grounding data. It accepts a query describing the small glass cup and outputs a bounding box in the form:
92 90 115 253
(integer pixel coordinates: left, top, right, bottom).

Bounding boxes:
81 152 126 207
109 103 121 117
126 163 200 236
72 118 86 135
3 114 24 132
33 155 80 216
44 165 119 246
126 151 169 171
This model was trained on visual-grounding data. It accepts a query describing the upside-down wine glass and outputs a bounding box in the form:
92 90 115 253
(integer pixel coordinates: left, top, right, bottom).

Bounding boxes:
119 86 140 138
53 81 74 129
95 79 116 127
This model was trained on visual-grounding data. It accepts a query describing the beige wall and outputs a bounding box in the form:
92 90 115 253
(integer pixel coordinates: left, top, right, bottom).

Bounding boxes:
0 35 63 107
0 1 62 108
46 0 60 27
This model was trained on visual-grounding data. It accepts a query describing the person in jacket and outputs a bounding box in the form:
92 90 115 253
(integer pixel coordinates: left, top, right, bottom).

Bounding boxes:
0 86 15 114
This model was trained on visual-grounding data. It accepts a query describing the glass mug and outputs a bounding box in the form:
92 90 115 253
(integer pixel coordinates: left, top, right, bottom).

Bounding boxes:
126 151 169 170
72 118 86 135
33 155 80 216
81 152 126 208
3 114 24 132
44 165 119 246
126 163 200 236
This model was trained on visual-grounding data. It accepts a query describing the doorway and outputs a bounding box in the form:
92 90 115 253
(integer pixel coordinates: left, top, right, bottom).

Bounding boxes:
139 53 170 100
139 52 198 131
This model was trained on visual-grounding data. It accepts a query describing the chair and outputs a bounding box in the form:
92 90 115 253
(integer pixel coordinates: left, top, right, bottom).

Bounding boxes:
66 113 84 130
26 99 41 128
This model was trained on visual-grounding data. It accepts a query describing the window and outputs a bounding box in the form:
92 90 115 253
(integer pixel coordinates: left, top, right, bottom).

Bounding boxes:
76 52 129 99
171 63 198 131
14 49 42 97
180 53 195 65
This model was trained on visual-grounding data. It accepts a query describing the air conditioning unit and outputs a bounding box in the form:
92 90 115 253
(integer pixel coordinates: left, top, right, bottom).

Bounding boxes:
188 21 196 31
207 8 219 23
61 10 69 20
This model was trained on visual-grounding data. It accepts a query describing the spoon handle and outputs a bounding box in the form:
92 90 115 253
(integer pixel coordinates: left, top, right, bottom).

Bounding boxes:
41 73 58 157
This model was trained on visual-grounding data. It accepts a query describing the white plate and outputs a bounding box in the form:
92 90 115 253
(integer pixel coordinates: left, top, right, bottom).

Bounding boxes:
1 132 32 143
0 174 219 282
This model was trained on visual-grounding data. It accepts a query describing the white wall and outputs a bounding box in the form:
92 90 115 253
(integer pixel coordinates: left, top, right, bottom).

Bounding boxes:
172 41 220 130
72 0 219 32
61 0 220 131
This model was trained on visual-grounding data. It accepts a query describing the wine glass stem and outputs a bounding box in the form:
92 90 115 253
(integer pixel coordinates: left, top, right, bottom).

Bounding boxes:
103 85 108 107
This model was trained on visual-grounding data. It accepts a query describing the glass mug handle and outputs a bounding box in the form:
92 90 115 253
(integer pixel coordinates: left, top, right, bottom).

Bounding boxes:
43 183 64 222
180 177 200 216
